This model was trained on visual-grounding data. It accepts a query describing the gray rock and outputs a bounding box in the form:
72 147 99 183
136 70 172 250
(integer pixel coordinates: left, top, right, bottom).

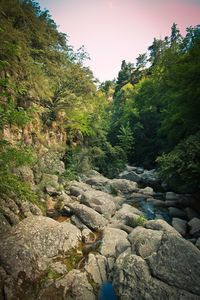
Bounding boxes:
113 220 200 299
139 186 154 195
33 151 65 176
84 174 111 193
0 216 81 279
128 226 163 258
172 218 187 236
112 204 143 227
196 237 200 250
82 228 96 243
164 200 179 207
85 253 108 285
0 214 11 233
100 227 130 257
67 202 107 231
188 218 200 236
185 207 200 220
144 219 181 236
3 207 19 225
71 215 87 230
12 165 34 185
110 178 139 194
81 189 116 218
140 169 159 185
165 191 180 200
55 269 96 300
118 170 141 183
168 207 187 219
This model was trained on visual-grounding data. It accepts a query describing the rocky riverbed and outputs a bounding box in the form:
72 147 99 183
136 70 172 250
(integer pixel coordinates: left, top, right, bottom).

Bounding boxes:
1 166 200 299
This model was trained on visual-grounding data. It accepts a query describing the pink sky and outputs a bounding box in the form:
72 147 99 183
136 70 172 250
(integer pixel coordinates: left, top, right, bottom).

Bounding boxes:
38 0 200 82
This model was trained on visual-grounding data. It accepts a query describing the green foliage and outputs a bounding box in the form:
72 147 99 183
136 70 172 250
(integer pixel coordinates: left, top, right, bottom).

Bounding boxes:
134 215 147 226
156 132 200 192
0 171 38 203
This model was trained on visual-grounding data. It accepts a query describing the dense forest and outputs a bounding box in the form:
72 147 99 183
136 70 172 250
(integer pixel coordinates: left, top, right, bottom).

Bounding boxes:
0 0 200 205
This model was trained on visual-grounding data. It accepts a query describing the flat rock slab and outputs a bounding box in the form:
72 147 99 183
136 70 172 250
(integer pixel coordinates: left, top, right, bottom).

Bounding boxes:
100 227 130 258
67 202 107 231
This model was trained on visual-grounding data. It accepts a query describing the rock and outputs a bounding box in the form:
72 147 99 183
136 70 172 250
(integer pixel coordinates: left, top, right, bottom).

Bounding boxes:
109 178 138 194
12 165 34 185
81 189 116 218
55 269 96 300
185 207 200 220
196 238 200 250
164 200 179 207
139 186 154 196
144 219 181 236
45 184 61 196
3 207 19 225
140 169 159 185
71 215 87 230
118 170 141 183
172 218 188 236
112 203 143 227
82 228 96 243
0 215 11 233
0 216 81 279
107 223 134 234
100 228 130 258
84 174 111 194
188 218 200 237
34 151 65 176
67 202 107 231
168 207 187 219
113 220 200 299
128 226 163 258
165 191 180 200
85 254 108 285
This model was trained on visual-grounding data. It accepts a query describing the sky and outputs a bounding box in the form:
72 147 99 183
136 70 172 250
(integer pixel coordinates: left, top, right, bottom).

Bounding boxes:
38 0 200 82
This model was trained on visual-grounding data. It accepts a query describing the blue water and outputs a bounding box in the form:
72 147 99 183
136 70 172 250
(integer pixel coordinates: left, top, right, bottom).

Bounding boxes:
98 282 116 300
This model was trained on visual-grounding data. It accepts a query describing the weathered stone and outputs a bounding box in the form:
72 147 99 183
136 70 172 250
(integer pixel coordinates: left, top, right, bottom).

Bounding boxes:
113 221 200 299
118 170 141 183
55 269 95 300
139 186 154 195
0 216 81 279
112 203 144 227
71 215 87 230
172 218 187 236
82 228 96 243
85 254 108 285
128 226 163 258
144 219 181 236
81 189 116 218
67 202 107 231
0 214 11 233
33 151 65 176
165 191 180 200
196 237 200 250
3 207 19 225
110 178 138 194
168 207 187 219
100 227 130 257
185 207 200 220
188 217 200 236
12 165 34 185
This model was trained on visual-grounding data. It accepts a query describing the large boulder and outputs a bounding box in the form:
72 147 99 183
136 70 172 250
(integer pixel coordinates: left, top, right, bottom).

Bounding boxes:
111 203 144 227
109 178 138 194
67 202 107 231
81 189 117 218
0 216 81 279
85 254 108 285
100 227 130 258
112 220 200 299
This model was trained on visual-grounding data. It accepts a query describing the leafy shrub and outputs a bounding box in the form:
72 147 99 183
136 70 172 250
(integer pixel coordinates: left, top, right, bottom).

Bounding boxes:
156 132 200 192
134 215 147 226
